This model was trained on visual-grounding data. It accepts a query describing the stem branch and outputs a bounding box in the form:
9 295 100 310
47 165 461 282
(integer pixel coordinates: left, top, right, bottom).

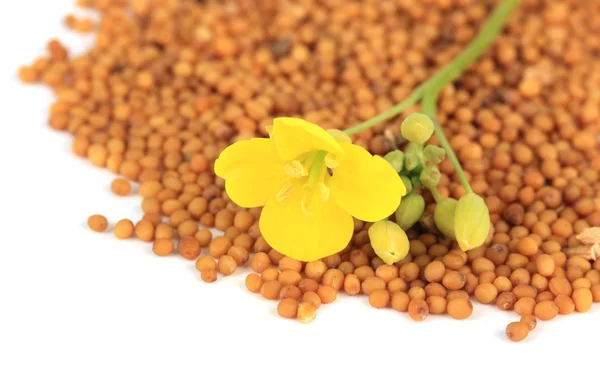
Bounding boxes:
422 92 473 194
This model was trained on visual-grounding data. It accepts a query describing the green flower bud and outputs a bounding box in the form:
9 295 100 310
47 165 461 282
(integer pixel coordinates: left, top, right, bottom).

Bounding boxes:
423 145 446 164
400 112 435 145
411 175 424 190
404 143 422 171
368 220 410 265
400 175 413 194
434 198 458 239
384 150 404 173
419 166 441 188
454 193 491 251
395 193 425 230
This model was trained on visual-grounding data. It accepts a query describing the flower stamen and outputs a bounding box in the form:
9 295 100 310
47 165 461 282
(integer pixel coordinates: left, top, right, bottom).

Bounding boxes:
284 160 308 178
275 182 294 202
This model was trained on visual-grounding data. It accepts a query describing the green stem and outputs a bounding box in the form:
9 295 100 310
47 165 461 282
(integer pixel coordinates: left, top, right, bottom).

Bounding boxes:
343 0 520 136
428 186 444 203
344 91 423 136
422 92 473 194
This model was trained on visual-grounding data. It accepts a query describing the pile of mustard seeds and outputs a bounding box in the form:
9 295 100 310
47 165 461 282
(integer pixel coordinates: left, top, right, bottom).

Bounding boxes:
19 0 600 341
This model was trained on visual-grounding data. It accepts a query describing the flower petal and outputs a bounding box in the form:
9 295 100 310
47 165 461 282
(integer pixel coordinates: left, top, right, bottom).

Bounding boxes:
214 138 287 208
259 184 353 262
329 143 406 222
272 117 344 160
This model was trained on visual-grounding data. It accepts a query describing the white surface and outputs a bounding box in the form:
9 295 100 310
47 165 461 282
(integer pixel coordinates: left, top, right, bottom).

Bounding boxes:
0 2 598 385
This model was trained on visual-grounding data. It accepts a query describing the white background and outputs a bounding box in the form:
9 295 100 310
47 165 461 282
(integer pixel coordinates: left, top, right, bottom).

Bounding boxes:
0 1 598 385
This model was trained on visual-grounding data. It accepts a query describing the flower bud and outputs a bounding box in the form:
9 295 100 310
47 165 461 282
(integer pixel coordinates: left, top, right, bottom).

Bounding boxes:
434 198 458 239
404 143 422 171
454 193 491 251
368 220 410 265
395 193 425 230
400 175 413 194
419 166 441 188
423 145 446 164
384 150 404 173
400 113 435 145
411 175 424 190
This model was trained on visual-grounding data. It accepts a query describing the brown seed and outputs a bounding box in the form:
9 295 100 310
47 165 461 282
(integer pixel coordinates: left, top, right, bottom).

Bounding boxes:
280 285 302 300
369 289 391 308
277 298 299 319
362 276 386 295
591 284 600 302
155 224 174 240
343 274 361 296
426 296 447 314
549 277 573 296
178 236 201 260
261 280 282 300
317 285 337 304
447 298 473 320
250 252 270 273
209 236 232 258
87 214 108 232
554 294 575 314
408 299 429 321
302 291 322 309
572 287 593 312
305 260 327 281
391 292 410 312
534 300 559 321
297 302 317 323
408 287 426 300
388 277 408 293
279 257 302 272
514 297 536 316
536 254 555 277
195 256 217 272
496 292 517 310
153 238 174 257
474 283 498 304
442 271 466 290
322 269 345 290
375 264 399 283
506 322 529 342
218 255 237 275
424 261 446 283
245 273 263 293
134 220 154 242
425 283 447 298
279 270 302 286
298 279 319 294
261 268 279 282
113 219 134 239
200 270 217 283
110 178 131 196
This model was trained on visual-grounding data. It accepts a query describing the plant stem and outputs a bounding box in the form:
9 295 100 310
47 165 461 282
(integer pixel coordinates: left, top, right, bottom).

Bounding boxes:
343 0 520 136
428 186 444 203
344 90 423 136
422 92 473 194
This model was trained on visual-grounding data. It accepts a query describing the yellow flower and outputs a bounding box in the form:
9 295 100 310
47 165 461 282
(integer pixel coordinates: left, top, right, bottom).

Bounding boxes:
215 117 405 261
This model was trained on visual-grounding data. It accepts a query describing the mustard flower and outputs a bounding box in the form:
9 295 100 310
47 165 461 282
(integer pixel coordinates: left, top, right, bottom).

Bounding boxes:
214 118 406 261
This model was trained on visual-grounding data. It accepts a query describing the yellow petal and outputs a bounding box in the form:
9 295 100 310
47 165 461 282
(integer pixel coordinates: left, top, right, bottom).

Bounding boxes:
259 184 353 262
272 117 344 160
214 138 287 208
329 143 405 222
